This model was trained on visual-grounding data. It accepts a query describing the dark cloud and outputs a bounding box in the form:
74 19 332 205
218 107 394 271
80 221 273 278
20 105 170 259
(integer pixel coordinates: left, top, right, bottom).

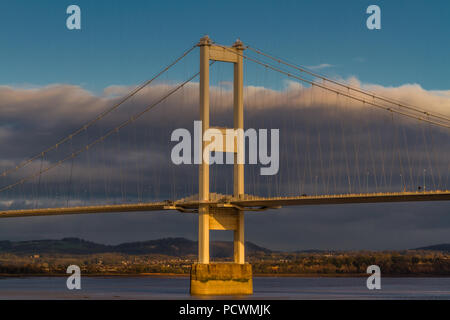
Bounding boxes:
0 81 449 250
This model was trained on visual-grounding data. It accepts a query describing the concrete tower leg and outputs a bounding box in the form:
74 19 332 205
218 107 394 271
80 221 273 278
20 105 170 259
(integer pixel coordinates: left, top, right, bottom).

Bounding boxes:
233 39 245 264
198 35 210 265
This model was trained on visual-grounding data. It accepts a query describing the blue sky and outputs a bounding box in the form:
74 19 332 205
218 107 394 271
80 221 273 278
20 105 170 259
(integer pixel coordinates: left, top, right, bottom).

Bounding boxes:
0 0 449 92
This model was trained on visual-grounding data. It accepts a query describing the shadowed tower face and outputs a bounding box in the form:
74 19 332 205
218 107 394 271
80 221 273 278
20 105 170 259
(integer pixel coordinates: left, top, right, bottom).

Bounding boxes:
198 36 245 264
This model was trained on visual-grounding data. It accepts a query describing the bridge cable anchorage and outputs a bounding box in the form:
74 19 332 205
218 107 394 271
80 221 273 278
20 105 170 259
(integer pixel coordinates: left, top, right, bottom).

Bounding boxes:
245 44 450 124
214 44 450 129
0 62 216 194
0 44 197 180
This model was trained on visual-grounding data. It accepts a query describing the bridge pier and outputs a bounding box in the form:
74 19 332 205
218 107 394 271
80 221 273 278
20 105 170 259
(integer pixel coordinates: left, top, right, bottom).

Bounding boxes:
191 36 252 296
190 263 253 296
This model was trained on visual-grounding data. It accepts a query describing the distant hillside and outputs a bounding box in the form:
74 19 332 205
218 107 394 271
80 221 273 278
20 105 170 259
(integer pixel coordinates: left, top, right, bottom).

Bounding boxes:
0 237 272 257
3 238 449 256
413 244 450 252
0 238 111 255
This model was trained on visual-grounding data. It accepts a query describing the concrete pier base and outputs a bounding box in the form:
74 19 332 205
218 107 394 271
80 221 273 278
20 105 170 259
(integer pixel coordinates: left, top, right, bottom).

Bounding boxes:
190 263 253 295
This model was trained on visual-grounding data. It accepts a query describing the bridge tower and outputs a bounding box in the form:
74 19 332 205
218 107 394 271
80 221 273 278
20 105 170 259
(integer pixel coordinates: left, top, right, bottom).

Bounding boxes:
190 36 253 295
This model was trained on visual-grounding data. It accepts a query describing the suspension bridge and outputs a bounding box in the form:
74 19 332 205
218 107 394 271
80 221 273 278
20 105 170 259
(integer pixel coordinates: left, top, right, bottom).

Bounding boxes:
0 36 449 294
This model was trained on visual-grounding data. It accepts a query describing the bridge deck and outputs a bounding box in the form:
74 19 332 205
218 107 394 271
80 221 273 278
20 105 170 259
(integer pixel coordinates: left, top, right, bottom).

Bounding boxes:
233 191 450 208
0 191 449 218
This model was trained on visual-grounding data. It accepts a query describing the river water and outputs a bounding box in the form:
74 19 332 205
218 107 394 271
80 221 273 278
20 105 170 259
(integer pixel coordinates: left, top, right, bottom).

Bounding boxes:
0 276 449 299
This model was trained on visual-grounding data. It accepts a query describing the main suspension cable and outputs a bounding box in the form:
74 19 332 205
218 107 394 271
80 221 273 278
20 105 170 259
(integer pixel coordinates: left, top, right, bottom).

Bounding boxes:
215 44 450 129
246 44 450 123
0 63 213 194
0 44 197 179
